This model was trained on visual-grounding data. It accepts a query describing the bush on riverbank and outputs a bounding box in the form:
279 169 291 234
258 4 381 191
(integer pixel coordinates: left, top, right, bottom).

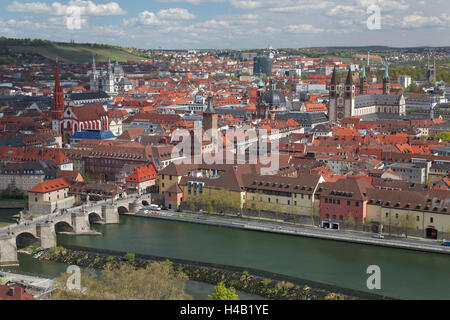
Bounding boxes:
35 247 356 300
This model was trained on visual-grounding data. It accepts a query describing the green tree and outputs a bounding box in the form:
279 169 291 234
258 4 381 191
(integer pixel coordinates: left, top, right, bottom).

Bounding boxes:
207 202 214 215
208 281 239 300
124 253 135 263
398 214 417 238
54 262 191 300
344 214 355 228
438 132 450 142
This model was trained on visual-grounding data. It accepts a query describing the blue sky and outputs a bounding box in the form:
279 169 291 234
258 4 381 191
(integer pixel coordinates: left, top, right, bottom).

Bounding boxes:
0 0 449 49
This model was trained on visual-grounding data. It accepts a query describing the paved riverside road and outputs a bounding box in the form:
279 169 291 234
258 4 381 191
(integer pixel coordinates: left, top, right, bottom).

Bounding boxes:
131 210 450 255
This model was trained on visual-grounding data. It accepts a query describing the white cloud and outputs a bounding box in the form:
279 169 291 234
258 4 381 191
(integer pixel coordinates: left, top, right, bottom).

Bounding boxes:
288 24 324 33
229 0 264 9
7 0 126 16
399 14 447 28
157 8 196 20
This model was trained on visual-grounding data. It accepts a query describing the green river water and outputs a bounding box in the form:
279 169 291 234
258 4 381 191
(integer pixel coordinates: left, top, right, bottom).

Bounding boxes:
1 209 450 299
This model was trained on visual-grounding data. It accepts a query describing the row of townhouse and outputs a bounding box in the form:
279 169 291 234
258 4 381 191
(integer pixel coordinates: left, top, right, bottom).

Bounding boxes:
158 162 450 239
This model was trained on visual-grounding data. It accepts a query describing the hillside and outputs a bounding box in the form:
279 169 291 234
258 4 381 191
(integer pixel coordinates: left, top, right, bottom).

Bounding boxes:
0 38 148 64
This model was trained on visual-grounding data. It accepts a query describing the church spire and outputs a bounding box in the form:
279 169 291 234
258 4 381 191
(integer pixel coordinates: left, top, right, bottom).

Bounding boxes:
384 60 389 79
204 92 216 114
345 67 353 86
331 67 338 85
383 59 390 94
360 62 367 95
52 57 65 120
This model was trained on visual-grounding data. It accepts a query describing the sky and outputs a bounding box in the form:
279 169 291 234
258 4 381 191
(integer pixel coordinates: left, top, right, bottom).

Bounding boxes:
0 0 449 49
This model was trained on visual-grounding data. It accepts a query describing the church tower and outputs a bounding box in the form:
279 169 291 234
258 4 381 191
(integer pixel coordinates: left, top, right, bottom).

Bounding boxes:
203 92 219 152
106 57 115 93
383 60 390 95
360 62 367 94
344 67 355 118
51 58 65 135
328 67 339 121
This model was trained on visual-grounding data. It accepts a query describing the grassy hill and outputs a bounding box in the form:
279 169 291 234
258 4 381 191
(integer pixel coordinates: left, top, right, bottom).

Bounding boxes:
0 38 148 64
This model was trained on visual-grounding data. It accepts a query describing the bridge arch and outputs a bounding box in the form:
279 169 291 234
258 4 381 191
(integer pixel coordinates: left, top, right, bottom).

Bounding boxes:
16 232 40 249
88 212 103 224
142 200 149 206
118 206 129 215
55 221 74 234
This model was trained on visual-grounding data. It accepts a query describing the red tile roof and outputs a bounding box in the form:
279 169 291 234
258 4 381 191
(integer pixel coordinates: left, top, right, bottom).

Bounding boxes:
29 177 70 193
126 164 158 183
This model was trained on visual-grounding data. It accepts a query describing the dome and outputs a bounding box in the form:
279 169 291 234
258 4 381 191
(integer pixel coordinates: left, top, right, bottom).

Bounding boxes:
259 89 286 106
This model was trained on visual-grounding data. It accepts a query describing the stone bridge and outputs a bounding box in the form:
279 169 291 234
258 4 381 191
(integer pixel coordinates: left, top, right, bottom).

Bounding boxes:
0 194 151 266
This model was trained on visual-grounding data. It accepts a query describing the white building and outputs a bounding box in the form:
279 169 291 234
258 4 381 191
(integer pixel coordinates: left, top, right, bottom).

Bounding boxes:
89 57 133 95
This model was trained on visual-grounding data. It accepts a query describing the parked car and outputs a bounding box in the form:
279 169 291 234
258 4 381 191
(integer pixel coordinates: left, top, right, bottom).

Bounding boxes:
148 204 161 211
372 234 385 239
442 241 450 247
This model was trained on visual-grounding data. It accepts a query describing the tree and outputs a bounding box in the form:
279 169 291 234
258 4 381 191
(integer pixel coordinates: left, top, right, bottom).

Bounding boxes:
438 132 450 142
207 202 214 215
344 214 355 228
208 281 239 300
398 214 417 238
54 262 191 300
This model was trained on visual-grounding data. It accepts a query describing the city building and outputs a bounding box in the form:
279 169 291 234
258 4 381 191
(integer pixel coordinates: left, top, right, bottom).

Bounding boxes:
328 67 406 122
89 57 133 94
28 177 75 214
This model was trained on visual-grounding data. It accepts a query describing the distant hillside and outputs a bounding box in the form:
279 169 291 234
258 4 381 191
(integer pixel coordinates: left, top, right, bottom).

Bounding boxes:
0 38 148 64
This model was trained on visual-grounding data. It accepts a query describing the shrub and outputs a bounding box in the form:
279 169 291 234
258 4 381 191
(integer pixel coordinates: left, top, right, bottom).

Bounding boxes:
124 253 135 263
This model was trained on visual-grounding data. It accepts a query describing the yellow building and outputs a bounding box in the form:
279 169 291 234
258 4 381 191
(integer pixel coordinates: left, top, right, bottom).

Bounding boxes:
243 174 324 218
366 189 450 238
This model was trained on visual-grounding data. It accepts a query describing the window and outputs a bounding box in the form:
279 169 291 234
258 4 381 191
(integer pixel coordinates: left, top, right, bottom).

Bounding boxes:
35 197 37 202
268 198 271 203
326 214 329 219
308 195 311 200
347 200 351 206
430 217 434 223
325 198 328 203
288 200 290 205
355 202 359 207
416 216 420 222
396 214 399 219
332 215 336 220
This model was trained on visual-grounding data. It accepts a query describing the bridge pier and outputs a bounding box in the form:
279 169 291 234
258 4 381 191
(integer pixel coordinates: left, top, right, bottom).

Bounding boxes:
36 223 56 249
0 236 18 266
128 200 141 214
71 212 90 233
102 205 119 224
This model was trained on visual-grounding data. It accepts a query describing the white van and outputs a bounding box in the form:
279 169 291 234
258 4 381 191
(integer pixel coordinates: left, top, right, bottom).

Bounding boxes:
149 204 161 211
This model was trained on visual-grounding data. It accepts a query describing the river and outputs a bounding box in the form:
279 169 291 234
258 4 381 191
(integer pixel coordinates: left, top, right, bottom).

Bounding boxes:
1 209 450 299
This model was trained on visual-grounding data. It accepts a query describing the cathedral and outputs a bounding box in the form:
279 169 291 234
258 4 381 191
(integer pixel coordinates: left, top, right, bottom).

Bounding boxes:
256 79 287 120
328 64 406 122
89 57 133 94
51 59 109 143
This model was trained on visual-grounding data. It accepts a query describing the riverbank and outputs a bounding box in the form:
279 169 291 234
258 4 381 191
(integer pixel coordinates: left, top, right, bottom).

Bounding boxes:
0 201 26 209
34 246 390 300
127 211 450 255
